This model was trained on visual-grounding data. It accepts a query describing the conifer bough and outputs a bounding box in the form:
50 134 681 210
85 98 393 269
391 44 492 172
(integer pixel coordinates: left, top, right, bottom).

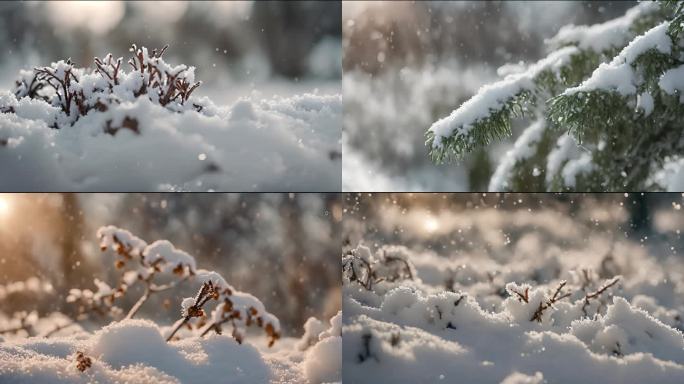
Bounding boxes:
426 1 684 191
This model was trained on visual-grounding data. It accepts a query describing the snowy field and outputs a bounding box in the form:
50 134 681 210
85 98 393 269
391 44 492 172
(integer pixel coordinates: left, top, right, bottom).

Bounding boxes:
342 194 684 383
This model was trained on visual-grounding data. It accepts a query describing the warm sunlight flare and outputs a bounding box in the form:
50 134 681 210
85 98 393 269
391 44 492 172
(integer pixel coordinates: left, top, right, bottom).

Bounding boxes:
423 216 439 234
0 195 11 217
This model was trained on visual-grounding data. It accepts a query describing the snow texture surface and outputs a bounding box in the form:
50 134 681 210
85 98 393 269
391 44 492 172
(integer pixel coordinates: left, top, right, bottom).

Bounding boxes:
343 197 684 384
0 54 341 192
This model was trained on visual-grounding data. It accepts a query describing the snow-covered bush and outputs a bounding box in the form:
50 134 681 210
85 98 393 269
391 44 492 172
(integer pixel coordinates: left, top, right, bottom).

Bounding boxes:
67 225 280 347
426 1 684 191
0 278 75 339
343 195 684 383
0 44 341 191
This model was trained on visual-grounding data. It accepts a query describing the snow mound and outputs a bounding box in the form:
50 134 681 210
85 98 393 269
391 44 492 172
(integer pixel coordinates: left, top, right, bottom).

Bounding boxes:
343 236 684 383
0 319 270 384
0 46 341 192
302 311 342 384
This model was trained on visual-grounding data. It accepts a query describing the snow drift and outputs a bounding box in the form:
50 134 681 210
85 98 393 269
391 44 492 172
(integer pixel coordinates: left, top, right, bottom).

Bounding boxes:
0 45 341 191
342 196 684 383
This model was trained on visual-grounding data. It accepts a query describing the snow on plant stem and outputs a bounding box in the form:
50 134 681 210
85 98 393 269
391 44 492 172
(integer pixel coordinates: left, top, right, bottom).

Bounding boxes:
69 225 280 346
426 46 578 160
0 44 341 191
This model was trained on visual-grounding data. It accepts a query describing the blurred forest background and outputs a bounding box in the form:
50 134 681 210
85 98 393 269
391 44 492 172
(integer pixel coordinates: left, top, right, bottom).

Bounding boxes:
343 1 636 191
0 1 341 104
0 193 342 336
343 192 684 279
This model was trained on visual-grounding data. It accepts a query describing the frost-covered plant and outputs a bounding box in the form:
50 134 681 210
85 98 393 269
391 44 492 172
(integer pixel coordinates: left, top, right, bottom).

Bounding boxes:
67 226 280 346
343 245 416 291
67 226 195 321
0 311 38 337
426 1 684 191
343 240 684 383
4 44 203 130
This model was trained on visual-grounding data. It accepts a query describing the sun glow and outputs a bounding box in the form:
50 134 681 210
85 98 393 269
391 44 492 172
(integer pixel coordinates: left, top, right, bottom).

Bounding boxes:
0 195 11 217
423 216 439 234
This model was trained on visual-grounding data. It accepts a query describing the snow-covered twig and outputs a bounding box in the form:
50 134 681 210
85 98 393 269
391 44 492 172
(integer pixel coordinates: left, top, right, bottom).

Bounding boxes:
582 277 621 317
166 281 219 342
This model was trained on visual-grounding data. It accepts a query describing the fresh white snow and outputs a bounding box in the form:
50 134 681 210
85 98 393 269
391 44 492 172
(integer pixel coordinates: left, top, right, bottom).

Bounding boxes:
343 197 684 383
0 49 341 192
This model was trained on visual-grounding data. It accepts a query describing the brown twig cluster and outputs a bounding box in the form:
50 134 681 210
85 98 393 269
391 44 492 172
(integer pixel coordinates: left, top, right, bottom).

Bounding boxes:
33 59 86 116
75 351 92 372
127 44 201 106
94 54 122 90
14 71 47 101
530 281 571 322
7 44 203 129
343 247 415 291
509 276 621 322
200 291 281 347
166 281 220 342
68 230 194 323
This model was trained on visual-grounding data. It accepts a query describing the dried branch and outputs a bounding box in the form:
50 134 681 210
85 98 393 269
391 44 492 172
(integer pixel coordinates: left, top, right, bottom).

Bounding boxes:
166 281 219 342
42 320 77 338
510 287 530 303
94 54 122 88
9 44 203 129
582 277 620 317
530 281 570 322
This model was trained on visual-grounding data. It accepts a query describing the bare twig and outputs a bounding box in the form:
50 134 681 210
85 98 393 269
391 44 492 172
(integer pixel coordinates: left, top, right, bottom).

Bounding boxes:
582 277 620 317
510 287 530 303
530 281 570 322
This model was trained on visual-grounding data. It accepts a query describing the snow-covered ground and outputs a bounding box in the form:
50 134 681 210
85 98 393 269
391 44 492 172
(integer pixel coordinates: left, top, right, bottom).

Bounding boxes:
342 194 684 383
0 314 341 384
0 47 341 192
